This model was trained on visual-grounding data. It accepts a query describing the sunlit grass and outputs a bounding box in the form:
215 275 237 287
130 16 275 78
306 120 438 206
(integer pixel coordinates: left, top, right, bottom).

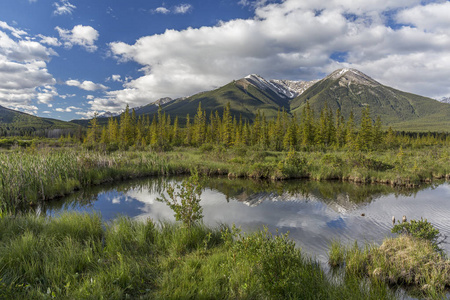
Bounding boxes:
1 145 449 211
0 212 397 299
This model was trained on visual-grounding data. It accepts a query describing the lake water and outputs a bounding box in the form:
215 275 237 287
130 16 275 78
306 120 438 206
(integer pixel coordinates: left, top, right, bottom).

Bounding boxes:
39 177 450 263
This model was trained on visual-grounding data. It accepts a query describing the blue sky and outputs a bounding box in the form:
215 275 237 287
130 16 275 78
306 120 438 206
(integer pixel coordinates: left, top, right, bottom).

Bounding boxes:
1 0 450 120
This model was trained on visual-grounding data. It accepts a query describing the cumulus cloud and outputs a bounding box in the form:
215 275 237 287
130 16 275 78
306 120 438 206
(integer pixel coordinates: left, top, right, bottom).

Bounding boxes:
0 32 57 62
37 34 61 47
66 79 108 91
102 0 450 112
56 25 99 52
53 0 76 16
396 2 450 33
0 21 27 38
0 24 58 111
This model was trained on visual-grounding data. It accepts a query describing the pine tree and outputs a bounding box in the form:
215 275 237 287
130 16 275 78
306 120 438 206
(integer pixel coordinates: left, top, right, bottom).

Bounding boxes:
86 112 100 145
222 102 232 146
357 106 373 150
345 110 356 149
193 102 206 146
372 116 383 149
184 114 192 146
301 102 315 147
119 104 134 146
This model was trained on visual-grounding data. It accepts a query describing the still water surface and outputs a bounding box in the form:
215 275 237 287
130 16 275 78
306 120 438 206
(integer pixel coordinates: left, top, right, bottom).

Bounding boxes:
41 177 450 263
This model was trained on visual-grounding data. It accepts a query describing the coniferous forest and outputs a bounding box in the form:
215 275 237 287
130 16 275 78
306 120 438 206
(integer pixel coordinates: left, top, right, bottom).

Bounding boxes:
82 102 450 152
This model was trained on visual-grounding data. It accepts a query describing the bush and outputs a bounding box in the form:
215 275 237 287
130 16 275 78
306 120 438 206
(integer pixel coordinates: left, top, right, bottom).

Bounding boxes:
279 149 307 177
392 218 443 252
158 171 203 228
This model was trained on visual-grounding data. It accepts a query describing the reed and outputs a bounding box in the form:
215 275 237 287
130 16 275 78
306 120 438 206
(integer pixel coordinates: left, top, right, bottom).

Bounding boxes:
1 145 449 211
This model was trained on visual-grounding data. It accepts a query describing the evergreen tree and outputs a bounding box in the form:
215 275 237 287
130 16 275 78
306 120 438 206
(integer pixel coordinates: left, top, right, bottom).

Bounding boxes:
86 112 100 145
221 103 232 146
357 106 373 150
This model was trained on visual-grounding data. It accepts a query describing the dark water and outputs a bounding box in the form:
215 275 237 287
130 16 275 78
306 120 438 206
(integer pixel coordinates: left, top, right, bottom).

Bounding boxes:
39 177 450 263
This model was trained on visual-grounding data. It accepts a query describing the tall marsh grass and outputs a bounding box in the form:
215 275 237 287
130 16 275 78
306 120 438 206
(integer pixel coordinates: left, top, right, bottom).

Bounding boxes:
1 145 449 211
0 213 397 299
0 149 173 209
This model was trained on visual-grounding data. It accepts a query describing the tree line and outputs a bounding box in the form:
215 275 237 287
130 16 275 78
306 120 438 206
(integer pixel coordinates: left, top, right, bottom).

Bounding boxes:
79 102 450 151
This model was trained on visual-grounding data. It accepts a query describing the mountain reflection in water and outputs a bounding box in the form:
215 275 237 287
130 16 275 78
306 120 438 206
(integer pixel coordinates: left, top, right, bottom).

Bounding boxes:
37 177 450 263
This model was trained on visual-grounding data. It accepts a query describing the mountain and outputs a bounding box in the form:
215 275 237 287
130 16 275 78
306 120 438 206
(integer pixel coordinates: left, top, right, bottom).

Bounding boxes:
114 75 316 124
71 68 450 132
290 68 450 131
438 97 450 104
0 105 79 136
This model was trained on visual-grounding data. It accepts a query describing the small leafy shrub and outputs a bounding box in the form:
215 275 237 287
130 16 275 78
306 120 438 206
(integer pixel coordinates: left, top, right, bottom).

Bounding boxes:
349 153 393 171
248 162 275 178
320 153 343 167
199 143 214 153
278 149 307 177
158 171 203 228
392 218 442 251
232 146 247 157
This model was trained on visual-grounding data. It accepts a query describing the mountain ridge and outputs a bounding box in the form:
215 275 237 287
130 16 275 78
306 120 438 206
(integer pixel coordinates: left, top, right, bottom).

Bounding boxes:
2 69 450 133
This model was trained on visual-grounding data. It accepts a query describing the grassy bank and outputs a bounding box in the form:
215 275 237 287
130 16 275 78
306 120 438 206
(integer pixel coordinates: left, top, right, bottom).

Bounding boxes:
329 220 450 299
0 212 396 299
1 145 449 210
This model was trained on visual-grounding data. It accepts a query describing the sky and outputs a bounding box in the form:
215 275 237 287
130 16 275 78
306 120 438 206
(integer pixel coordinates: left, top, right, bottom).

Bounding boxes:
1 0 450 120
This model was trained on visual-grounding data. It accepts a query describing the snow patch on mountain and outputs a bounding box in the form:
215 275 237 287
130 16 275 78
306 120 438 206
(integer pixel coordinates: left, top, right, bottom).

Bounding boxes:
438 97 450 104
327 68 380 87
244 74 317 99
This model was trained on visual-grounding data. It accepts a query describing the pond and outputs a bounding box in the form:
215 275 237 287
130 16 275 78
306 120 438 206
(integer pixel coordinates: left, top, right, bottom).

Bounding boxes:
38 177 450 263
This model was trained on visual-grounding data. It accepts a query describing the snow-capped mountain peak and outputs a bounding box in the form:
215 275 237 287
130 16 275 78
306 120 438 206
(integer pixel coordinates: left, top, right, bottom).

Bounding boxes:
327 68 380 87
244 74 317 99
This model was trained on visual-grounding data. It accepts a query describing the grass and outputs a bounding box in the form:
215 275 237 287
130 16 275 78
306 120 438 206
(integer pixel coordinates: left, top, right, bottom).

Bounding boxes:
0 212 397 299
1 144 449 211
329 236 450 299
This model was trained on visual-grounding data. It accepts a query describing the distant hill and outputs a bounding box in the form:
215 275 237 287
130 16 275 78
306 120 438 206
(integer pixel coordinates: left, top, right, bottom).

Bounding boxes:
0 105 79 137
71 69 450 132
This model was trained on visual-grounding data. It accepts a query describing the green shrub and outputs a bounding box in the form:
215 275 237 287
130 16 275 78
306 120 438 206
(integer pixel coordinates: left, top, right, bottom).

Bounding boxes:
392 218 442 251
158 171 203 228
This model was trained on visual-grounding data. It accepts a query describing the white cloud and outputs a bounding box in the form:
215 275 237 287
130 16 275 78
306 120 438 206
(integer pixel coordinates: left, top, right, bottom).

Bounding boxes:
56 25 99 52
36 85 58 104
37 34 61 47
154 7 170 14
55 106 81 112
66 79 108 91
86 95 95 100
153 4 192 15
106 74 122 82
103 0 450 112
0 21 27 38
0 25 58 111
75 110 97 119
0 31 56 62
53 0 76 16
396 2 450 33
173 4 192 14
